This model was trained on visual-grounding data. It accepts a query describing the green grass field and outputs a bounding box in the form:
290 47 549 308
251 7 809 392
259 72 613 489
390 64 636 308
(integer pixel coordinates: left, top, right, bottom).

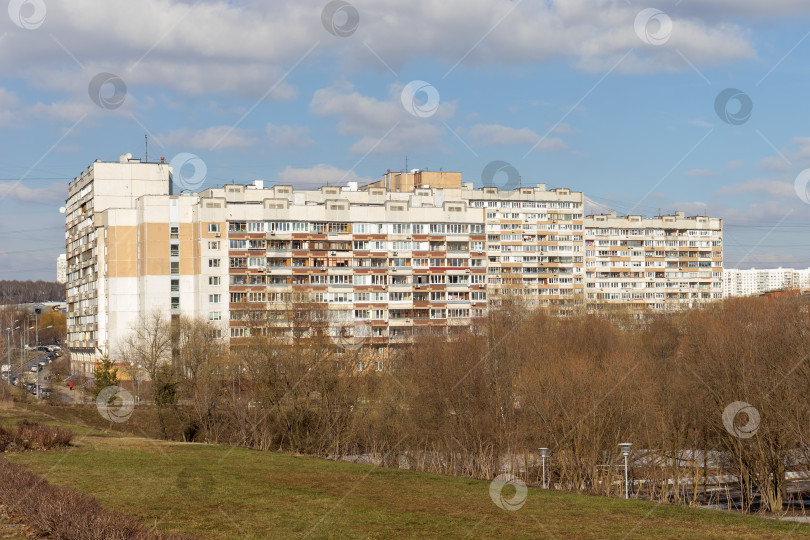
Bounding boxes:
0 406 808 539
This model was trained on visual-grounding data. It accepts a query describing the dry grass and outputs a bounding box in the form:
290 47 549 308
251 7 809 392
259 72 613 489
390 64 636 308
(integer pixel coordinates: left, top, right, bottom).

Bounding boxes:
2 407 807 540
0 457 191 540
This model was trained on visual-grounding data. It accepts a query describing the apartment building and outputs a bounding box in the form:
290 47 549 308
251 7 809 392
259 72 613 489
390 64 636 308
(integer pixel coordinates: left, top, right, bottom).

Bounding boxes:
65 154 173 365
56 254 67 284
584 211 723 311
195 176 585 347
723 267 810 297
64 155 721 370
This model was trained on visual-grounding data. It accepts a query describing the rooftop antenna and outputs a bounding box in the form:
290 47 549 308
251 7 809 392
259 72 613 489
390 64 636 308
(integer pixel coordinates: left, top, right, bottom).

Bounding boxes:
405 154 408 172
145 134 148 162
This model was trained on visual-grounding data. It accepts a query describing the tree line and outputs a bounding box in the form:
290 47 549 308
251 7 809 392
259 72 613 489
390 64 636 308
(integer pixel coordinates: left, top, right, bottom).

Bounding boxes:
0 281 64 305
115 295 810 513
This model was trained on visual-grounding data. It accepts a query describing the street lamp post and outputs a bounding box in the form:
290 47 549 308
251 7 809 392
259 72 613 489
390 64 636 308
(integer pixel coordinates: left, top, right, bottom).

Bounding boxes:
539 447 549 489
619 443 632 499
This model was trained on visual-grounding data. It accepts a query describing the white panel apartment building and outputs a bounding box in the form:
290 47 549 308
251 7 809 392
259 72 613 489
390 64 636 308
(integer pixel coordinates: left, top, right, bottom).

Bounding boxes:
584 211 723 310
64 155 723 370
65 155 175 365
723 267 810 297
56 254 67 284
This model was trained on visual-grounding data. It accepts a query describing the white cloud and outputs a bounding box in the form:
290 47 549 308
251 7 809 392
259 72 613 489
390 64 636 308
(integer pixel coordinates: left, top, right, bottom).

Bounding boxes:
310 83 455 154
158 126 257 150
759 155 792 172
552 123 579 135
0 88 19 126
466 124 566 150
273 164 374 187
726 159 745 169
757 136 810 171
0 182 66 205
266 123 315 147
0 0 769 106
715 178 796 198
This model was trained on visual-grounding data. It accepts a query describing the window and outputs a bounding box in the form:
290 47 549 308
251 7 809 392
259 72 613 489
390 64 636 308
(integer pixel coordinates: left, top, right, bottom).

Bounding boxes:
209 312 221 321
171 297 179 309
209 276 220 286
209 294 221 303
170 262 179 275
208 223 220 234
208 259 221 268
170 244 179 257
208 241 220 250
248 257 266 268
170 279 179 292
447 224 469 234
170 226 179 239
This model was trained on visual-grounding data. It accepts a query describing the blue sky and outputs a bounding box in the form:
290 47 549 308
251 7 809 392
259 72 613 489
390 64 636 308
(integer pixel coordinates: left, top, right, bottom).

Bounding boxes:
2 0 810 280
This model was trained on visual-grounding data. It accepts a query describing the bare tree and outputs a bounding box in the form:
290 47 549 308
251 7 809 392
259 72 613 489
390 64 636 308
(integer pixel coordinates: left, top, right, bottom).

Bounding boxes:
118 311 173 439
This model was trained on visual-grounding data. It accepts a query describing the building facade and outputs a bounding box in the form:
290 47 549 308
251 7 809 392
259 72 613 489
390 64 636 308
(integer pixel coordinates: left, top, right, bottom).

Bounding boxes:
723 267 810 297
64 155 723 370
56 254 67 284
65 154 173 365
584 211 723 311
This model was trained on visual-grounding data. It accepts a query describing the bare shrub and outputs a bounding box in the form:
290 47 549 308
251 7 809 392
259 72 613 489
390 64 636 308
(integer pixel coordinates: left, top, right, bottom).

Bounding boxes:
15 421 73 449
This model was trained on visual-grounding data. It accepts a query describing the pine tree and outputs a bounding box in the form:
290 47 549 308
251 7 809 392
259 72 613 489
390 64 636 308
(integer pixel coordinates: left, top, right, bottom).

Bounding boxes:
93 356 120 396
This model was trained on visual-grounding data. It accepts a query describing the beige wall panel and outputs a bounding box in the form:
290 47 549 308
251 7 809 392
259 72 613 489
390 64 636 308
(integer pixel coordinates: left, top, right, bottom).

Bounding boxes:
107 225 138 278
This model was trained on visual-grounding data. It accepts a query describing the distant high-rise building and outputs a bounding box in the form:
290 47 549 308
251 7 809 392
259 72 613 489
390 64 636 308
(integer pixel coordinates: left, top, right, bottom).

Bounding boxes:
723 267 810 297
56 254 67 284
